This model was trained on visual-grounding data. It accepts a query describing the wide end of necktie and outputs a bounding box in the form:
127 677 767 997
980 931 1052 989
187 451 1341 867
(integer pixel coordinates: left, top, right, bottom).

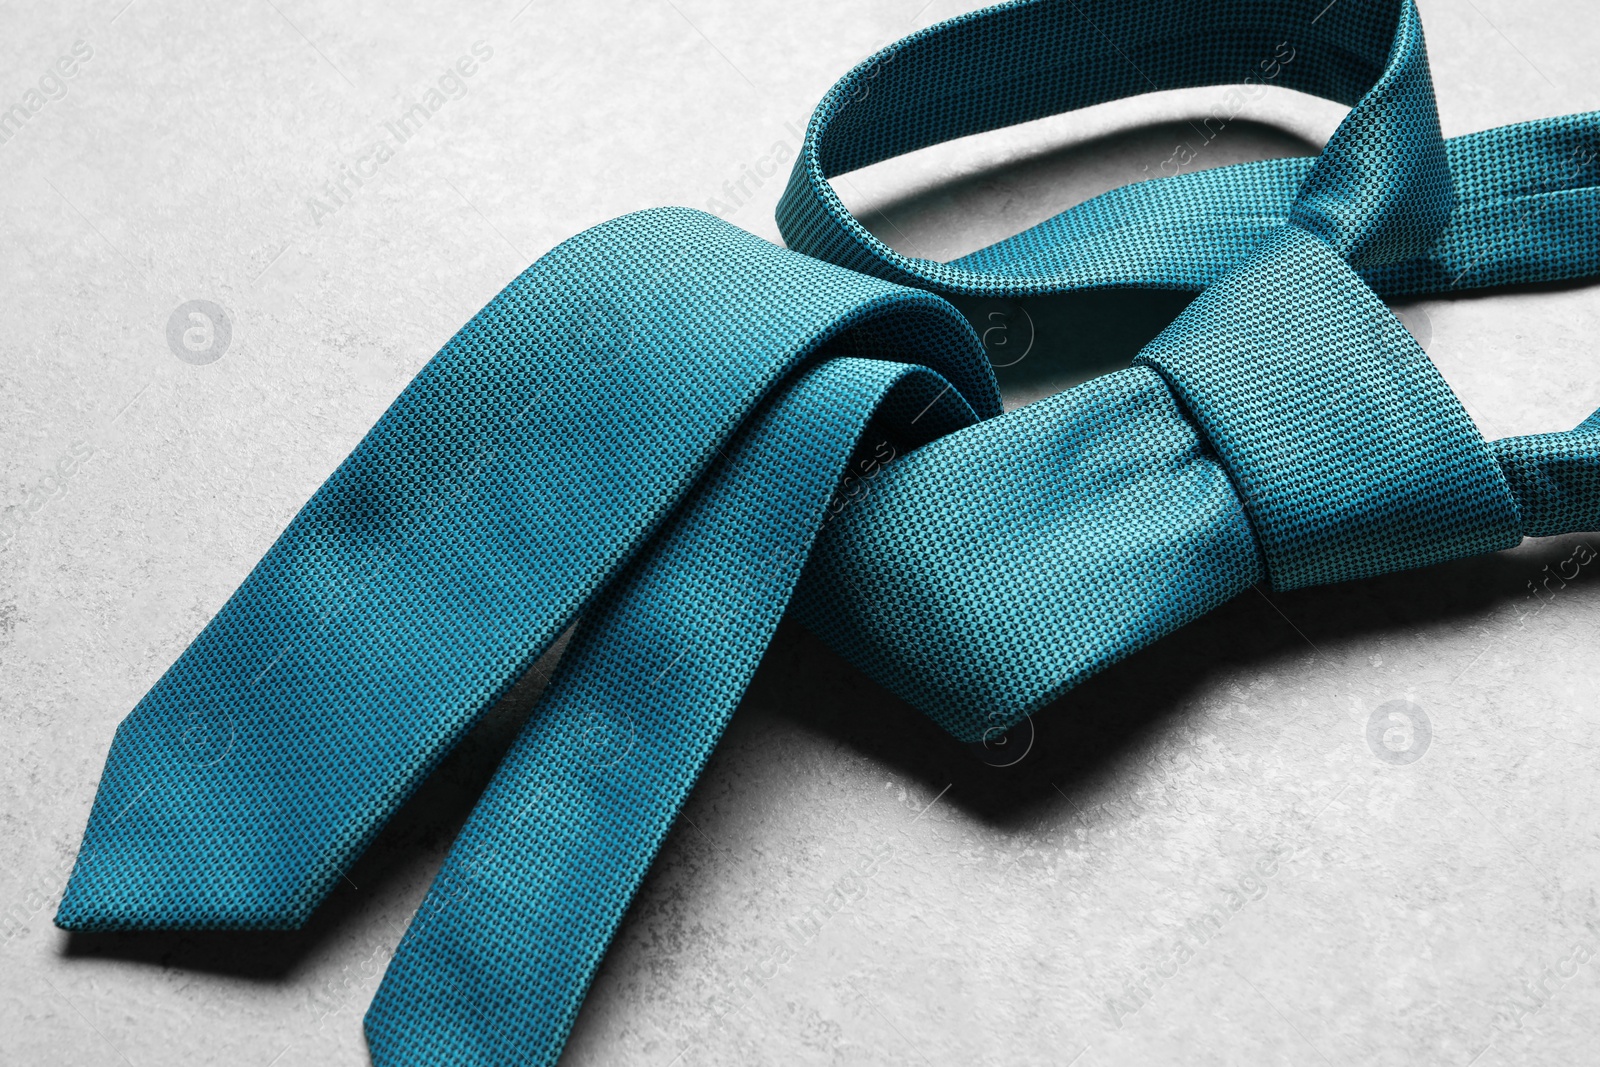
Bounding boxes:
53 205 998 935
55 715 337 930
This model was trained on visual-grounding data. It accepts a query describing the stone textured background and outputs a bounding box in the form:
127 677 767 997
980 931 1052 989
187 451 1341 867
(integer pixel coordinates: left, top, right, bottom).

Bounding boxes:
3 1 1599 1064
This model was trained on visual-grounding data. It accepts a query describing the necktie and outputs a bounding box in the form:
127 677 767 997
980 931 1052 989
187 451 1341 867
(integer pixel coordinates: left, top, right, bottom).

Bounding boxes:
55 2 1600 1065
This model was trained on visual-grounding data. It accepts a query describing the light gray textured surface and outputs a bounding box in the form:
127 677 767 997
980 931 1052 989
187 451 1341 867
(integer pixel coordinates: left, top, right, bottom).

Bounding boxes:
4 1 1600 1064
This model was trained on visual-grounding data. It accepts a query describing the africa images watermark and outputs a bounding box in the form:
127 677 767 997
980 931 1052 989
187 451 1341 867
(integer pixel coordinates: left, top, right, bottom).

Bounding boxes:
0 37 95 149
703 118 807 220
1366 698 1431 766
664 838 898 1063
0 439 95 550
1102 836 1305 1030
1509 541 1596 628
166 299 232 365
1487 927 1598 1039
1139 41 1296 180
708 840 898 1021
703 35 904 220
305 41 496 227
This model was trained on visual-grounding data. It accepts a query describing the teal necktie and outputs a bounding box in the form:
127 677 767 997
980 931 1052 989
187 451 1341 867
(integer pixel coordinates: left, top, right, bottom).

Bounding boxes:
55 2 1600 1065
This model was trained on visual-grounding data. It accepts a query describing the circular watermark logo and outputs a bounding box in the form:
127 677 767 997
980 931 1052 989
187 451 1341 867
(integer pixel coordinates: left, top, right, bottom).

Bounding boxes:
968 714 1036 768
170 708 236 767
572 268 677 369
972 300 1035 369
577 704 637 768
453 836 502 886
166 299 232 365
1389 303 1433 354
1366 699 1431 765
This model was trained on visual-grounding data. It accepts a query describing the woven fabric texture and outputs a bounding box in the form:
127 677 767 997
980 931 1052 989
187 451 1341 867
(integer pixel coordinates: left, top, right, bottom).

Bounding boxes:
1136 225 1521 589
54 0 1600 1065
777 0 1600 297
795 229 1565 742
367 358 973 1066
1494 418 1600 537
792 363 1264 741
56 209 999 933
